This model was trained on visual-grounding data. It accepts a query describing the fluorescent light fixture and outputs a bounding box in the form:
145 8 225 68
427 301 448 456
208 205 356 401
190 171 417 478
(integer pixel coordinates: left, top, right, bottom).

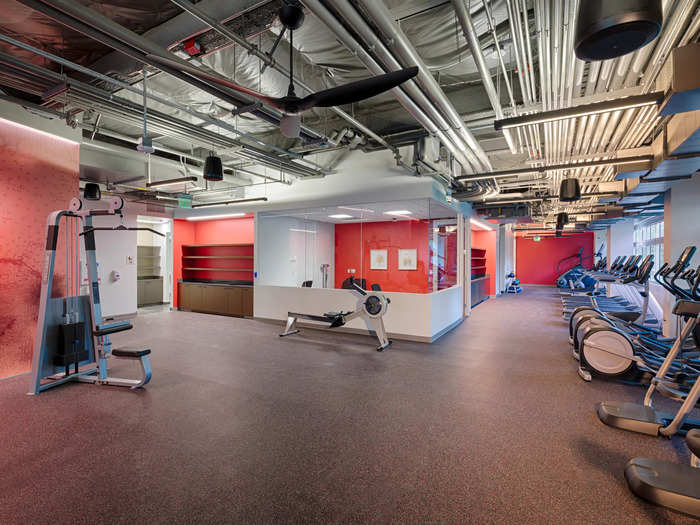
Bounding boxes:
191 197 268 208
328 214 353 219
186 213 246 221
494 92 663 130
155 195 179 201
470 217 496 230
289 228 316 234
338 206 375 213
384 210 412 216
146 176 197 188
564 223 576 229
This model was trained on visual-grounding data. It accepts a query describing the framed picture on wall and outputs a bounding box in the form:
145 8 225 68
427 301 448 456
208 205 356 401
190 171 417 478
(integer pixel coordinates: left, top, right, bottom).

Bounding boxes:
370 249 388 270
398 249 417 270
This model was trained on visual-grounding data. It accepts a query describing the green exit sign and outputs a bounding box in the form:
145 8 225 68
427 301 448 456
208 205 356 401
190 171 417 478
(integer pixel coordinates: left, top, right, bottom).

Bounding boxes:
178 194 192 208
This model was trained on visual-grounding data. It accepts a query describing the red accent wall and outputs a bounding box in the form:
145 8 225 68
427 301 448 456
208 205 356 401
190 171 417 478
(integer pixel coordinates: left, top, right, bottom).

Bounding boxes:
471 229 498 295
0 119 79 378
334 221 430 293
516 232 594 285
172 220 195 308
172 217 254 307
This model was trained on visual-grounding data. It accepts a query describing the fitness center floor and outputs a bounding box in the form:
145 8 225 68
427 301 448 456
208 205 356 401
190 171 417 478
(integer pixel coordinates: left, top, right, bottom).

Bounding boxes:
0 287 697 524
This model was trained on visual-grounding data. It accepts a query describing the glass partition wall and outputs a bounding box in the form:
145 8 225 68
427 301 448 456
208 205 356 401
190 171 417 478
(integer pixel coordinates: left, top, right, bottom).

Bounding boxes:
256 199 460 294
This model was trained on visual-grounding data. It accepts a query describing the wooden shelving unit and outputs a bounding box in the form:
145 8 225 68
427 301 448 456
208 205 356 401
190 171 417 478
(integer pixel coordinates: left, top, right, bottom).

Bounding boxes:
181 243 254 283
179 243 254 318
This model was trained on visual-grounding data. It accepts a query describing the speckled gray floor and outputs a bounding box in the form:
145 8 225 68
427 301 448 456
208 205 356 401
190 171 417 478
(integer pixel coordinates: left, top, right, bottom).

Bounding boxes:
0 286 698 524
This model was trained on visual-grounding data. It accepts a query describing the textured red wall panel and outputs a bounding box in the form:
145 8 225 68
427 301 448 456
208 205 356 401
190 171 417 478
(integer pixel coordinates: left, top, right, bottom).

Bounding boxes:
516 232 594 285
0 119 79 378
334 221 430 293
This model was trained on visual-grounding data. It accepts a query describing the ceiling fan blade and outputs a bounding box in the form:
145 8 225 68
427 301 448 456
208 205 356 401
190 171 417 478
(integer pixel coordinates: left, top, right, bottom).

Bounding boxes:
146 53 284 109
299 66 418 110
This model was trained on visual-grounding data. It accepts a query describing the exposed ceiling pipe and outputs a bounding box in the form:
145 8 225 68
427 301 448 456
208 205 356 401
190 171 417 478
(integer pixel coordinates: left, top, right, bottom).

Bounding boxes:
0 39 325 178
16 0 324 143
451 0 517 154
167 0 402 156
301 0 475 178
324 0 483 175
355 0 492 173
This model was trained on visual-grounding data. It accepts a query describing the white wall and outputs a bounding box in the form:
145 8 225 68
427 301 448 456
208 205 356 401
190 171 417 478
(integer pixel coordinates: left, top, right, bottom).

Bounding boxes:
256 215 334 288
255 285 462 341
89 213 137 319
607 220 635 266
662 173 700 334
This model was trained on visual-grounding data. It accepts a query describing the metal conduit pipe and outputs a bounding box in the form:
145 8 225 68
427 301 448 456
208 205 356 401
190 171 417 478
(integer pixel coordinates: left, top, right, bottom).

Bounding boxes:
0 40 326 178
167 0 399 156
17 0 325 143
78 124 291 185
451 0 517 154
316 0 480 175
357 0 492 172
301 0 478 177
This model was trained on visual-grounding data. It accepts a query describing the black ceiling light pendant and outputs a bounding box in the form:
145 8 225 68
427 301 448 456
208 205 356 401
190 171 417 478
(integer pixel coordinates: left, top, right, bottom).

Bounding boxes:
147 3 418 139
556 212 570 230
574 0 662 61
559 177 581 202
203 152 223 181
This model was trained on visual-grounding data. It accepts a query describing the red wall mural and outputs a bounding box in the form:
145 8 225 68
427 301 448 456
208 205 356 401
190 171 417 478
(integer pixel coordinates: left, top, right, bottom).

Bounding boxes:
172 217 254 307
0 118 79 378
516 232 594 285
471 229 498 295
334 220 430 293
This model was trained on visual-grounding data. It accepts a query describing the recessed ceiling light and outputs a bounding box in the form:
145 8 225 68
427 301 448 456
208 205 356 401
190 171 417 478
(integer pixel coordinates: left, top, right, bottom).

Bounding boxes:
329 214 353 219
186 213 246 221
384 210 412 216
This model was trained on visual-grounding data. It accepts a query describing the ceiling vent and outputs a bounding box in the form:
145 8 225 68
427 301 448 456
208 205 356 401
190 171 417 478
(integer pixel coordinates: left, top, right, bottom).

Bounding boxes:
574 0 662 61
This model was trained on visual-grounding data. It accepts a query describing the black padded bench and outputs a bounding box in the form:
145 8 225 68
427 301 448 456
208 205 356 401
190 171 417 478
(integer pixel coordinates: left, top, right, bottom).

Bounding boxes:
112 347 151 358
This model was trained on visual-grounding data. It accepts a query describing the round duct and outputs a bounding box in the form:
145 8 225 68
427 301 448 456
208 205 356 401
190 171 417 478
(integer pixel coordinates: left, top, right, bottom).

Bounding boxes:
574 0 662 61
559 178 581 202
203 153 223 181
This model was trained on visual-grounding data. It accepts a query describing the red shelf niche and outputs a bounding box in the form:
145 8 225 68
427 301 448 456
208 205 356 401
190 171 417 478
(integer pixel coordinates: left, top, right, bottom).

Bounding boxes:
182 244 254 282
471 247 487 278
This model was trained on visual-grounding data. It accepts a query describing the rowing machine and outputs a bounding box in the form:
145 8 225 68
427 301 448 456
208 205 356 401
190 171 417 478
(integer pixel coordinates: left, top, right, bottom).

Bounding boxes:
280 279 392 351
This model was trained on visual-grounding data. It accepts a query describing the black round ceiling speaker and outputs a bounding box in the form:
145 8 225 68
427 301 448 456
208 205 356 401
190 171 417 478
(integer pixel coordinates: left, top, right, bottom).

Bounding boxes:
574 0 662 61
559 178 581 202
203 153 223 181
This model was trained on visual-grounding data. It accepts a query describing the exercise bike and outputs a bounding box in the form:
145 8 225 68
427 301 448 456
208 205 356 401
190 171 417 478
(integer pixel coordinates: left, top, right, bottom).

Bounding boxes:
279 277 392 351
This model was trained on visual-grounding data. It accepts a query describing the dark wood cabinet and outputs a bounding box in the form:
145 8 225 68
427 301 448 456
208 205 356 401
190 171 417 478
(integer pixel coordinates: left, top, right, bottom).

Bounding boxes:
178 282 253 317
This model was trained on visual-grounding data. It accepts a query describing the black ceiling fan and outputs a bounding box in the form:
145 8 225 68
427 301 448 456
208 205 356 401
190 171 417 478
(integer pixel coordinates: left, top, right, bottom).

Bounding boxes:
148 3 418 138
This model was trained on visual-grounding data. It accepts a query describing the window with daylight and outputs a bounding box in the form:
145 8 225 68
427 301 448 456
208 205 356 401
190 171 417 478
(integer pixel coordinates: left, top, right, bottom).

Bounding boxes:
633 218 664 276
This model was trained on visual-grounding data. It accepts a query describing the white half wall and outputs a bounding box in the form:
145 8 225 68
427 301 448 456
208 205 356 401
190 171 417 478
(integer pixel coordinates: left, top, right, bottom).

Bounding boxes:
254 285 463 342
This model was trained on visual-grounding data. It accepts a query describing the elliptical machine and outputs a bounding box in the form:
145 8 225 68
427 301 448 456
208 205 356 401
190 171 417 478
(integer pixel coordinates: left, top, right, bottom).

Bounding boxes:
556 244 603 291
